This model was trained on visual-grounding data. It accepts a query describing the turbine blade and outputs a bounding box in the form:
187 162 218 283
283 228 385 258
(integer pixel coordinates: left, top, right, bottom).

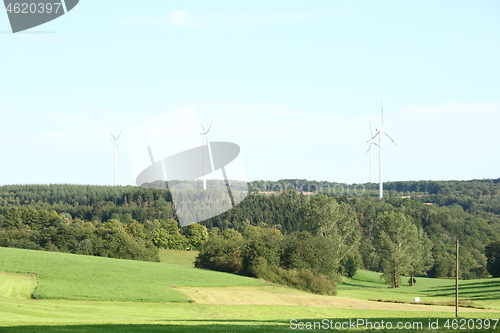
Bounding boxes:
365 145 371 156
373 142 380 148
207 122 212 133
109 132 117 140
384 132 397 146
199 123 206 133
369 132 380 142
116 128 122 141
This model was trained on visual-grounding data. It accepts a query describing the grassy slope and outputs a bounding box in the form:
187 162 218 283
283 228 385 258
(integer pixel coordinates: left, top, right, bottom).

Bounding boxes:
338 270 500 310
0 272 36 299
158 249 197 267
0 248 499 332
0 247 261 302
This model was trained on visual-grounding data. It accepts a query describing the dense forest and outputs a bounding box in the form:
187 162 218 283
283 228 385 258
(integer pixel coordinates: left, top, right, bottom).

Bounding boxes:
0 178 499 293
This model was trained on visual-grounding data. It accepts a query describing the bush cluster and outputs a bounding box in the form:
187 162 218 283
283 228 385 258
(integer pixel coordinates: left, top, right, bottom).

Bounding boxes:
252 257 337 295
195 226 340 295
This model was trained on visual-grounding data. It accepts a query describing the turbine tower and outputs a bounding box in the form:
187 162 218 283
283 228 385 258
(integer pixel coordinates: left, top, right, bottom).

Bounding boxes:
369 103 397 199
200 122 212 190
109 129 122 187
365 121 379 183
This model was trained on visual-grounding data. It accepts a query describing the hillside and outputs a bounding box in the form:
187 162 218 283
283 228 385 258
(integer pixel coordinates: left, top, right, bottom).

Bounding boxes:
2 247 499 312
0 179 499 282
0 247 261 302
1 248 499 332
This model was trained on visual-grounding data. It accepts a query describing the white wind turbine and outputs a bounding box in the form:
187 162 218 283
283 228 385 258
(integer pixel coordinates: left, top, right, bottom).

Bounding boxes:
109 129 122 187
369 103 397 199
365 121 380 183
200 122 212 190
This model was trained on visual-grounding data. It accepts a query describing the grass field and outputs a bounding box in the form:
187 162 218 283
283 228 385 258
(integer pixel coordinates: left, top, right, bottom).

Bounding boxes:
0 247 261 302
338 270 500 311
158 249 198 267
0 247 499 332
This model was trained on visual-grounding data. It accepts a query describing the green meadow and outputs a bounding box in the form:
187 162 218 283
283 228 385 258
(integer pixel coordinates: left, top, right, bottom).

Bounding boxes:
0 247 499 332
0 247 260 302
158 249 198 267
338 270 500 311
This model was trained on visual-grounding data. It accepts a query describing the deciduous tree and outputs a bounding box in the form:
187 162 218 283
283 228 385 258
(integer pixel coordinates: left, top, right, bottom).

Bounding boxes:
376 211 419 288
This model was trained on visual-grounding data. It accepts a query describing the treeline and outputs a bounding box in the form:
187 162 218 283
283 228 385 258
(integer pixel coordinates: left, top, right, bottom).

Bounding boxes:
349 195 499 280
195 196 434 293
0 184 176 223
250 178 500 196
0 206 209 262
0 180 499 284
199 189 500 280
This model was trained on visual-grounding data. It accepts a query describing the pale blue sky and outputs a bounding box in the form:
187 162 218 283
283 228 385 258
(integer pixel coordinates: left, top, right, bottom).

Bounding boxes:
0 0 499 186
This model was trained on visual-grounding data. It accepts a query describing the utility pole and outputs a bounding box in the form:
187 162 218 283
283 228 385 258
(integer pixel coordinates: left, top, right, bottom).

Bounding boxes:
455 239 459 318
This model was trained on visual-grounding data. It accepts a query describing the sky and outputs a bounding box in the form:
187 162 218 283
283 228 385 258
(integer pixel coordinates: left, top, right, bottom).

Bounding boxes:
0 0 499 187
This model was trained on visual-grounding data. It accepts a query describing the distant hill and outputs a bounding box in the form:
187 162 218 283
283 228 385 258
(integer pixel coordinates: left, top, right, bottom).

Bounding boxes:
0 178 499 280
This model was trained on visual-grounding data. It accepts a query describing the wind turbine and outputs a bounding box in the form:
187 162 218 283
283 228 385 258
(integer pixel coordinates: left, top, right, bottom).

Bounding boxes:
369 102 397 199
200 122 212 190
365 121 380 183
109 129 122 187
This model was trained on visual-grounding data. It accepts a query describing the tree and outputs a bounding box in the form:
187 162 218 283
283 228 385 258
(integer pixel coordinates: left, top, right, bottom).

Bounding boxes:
241 227 282 276
126 219 147 241
485 241 500 277
280 231 339 278
149 219 187 250
376 211 420 288
221 228 243 241
407 227 434 285
299 195 360 265
194 234 244 273
338 251 362 278
94 219 159 261
183 223 208 250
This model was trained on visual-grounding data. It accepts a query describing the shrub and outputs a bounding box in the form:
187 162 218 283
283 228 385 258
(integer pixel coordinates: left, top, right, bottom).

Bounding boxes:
194 236 244 274
338 251 362 278
251 257 337 295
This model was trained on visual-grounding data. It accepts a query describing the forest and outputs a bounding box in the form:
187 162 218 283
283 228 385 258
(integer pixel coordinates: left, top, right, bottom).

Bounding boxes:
0 178 499 294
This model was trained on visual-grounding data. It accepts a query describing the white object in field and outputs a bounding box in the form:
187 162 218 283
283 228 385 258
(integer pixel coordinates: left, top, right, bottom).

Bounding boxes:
414 297 421 302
